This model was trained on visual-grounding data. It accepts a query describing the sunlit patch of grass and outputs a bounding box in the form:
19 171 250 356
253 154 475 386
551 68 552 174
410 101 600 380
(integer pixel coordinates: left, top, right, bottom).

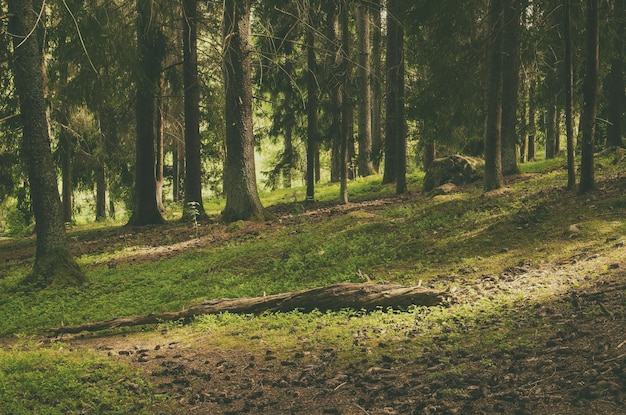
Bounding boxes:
0 340 163 414
518 156 566 174
183 273 575 375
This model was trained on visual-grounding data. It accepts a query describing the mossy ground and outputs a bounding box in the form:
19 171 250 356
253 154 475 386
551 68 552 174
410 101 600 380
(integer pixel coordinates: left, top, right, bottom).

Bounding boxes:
0 154 625 414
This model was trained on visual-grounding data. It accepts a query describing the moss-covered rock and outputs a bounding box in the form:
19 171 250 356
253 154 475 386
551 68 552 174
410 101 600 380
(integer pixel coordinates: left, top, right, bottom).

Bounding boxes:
423 154 484 192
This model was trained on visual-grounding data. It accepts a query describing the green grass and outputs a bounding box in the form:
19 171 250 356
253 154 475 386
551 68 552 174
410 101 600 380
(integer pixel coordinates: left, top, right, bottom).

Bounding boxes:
0 341 161 414
1 157 625 335
0 154 625 412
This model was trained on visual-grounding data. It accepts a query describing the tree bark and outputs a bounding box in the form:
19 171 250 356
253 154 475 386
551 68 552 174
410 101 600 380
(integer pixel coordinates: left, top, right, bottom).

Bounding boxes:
222 0 268 222
325 4 342 184
371 0 383 172
527 79 536 161
579 0 599 194
339 1 351 204
356 2 376 177
156 72 166 213
383 0 407 195
51 283 446 335
8 0 85 287
173 138 185 202
545 78 559 160
59 122 73 223
280 42 297 190
99 107 117 220
564 0 576 189
519 80 528 163
282 121 295 189
95 163 107 221
182 0 206 220
423 141 436 171
305 6 319 201
606 0 624 148
501 0 521 175
127 0 166 226
484 0 505 191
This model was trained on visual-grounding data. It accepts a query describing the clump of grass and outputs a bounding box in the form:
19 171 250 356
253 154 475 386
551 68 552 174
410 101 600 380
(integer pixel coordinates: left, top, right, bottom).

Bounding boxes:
0 340 163 414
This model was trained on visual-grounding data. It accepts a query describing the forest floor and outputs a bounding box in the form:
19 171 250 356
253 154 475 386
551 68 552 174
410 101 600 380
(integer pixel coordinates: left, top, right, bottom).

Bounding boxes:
65 238 626 415
2 159 626 414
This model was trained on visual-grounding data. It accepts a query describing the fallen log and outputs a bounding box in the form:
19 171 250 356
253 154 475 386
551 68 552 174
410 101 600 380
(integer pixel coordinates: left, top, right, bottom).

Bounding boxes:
51 283 446 335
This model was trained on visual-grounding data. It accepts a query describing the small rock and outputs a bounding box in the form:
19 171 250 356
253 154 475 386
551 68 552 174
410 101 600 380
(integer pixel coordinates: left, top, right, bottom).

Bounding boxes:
380 355 396 364
96 344 113 351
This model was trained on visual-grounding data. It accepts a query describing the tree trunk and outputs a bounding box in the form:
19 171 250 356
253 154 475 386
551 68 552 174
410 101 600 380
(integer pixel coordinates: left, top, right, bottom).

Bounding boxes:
95 163 107 221
606 0 624 148
339 1 351 204
356 2 376 177
326 4 342 184
52 283 446 335
501 0 521 175
182 0 206 219
579 0 599 194
59 124 73 223
305 9 318 201
564 0 576 189
127 0 166 226
371 0 383 172
527 79 536 161
156 72 166 213
383 0 407 195
173 138 185 202
99 107 117 220
484 0 504 191
545 85 558 159
222 0 268 222
282 122 294 189
423 141 436 171
315 140 321 183
8 0 85 287
520 80 528 163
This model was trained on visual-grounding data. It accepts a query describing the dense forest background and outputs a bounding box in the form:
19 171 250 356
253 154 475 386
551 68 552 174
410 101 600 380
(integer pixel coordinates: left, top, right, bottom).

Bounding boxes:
0 0 624 284
1 2 626 413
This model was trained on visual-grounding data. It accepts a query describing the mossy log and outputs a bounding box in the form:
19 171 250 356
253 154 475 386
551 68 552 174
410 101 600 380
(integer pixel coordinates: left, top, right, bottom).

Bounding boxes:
51 283 446 335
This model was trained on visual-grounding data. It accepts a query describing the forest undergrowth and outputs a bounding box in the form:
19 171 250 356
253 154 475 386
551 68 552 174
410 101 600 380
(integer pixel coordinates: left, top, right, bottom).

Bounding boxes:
0 154 625 414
